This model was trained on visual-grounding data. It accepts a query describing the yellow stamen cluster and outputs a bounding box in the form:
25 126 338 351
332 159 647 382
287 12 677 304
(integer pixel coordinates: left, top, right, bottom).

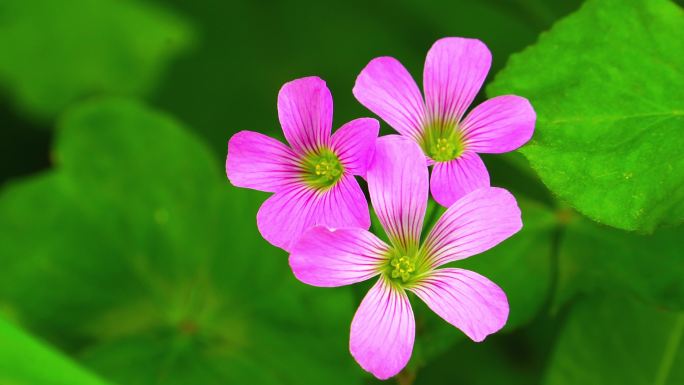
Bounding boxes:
390 256 416 282
430 137 455 160
419 120 465 162
301 148 344 189
314 160 342 181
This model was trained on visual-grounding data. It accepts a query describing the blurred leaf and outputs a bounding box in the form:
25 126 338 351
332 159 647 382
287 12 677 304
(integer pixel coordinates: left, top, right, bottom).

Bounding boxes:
0 99 361 385
544 295 684 385
155 0 580 156
555 217 684 311
488 0 684 232
411 200 556 367
0 0 193 120
414 334 542 385
0 316 111 385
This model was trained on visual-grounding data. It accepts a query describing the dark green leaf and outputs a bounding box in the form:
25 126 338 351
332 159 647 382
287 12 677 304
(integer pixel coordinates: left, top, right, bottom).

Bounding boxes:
0 99 361 385
545 295 684 385
0 0 193 120
555 217 684 311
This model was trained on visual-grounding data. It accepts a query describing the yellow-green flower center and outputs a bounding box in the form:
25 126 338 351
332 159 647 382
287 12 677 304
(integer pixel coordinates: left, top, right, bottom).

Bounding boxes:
301 148 344 189
419 120 465 162
390 256 415 282
384 246 428 287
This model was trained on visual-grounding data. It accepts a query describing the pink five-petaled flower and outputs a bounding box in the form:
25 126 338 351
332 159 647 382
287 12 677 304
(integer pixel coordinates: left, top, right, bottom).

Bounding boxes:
226 76 379 251
289 136 522 380
353 37 536 207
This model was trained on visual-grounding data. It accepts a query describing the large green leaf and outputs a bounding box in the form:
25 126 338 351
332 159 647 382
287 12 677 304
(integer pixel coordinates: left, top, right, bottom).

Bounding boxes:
555 217 684 311
488 0 684 232
545 295 684 385
0 317 112 385
0 99 361 385
0 0 192 120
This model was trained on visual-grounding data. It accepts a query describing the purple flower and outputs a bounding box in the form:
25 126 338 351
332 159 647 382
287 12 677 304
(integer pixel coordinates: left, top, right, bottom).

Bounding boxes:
289 136 521 379
227 76 379 251
353 37 536 207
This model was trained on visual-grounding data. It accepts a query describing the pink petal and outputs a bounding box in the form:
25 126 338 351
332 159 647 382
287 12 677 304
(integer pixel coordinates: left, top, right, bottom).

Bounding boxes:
350 277 415 380
257 175 370 251
277 76 333 153
366 136 428 250
316 174 371 231
331 118 379 176
226 131 300 192
423 37 491 123
430 152 490 207
423 187 522 268
289 227 389 287
409 268 509 342
461 95 536 153
353 57 426 141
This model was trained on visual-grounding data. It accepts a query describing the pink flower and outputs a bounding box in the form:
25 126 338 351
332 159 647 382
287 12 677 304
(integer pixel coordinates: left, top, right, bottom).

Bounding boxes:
227 76 379 251
289 136 521 379
353 37 536 207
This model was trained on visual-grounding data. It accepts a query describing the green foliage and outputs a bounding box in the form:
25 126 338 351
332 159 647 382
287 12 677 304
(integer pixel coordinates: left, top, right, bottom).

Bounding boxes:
0 317 111 385
545 295 684 385
154 0 581 155
556 217 684 311
2 0 684 383
0 99 361 385
488 0 684 232
0 0 192 120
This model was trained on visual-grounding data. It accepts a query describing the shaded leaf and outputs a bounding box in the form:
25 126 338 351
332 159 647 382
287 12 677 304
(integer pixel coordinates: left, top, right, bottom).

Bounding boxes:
545 295 684 385
555 217 684 311
0 0 192 120
0 99 361 385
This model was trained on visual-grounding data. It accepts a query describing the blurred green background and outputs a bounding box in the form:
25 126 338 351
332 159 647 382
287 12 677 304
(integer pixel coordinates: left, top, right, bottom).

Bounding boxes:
1 0 683 384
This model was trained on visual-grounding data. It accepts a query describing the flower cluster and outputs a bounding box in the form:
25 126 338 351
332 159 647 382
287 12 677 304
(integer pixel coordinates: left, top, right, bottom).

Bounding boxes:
226 37 535 379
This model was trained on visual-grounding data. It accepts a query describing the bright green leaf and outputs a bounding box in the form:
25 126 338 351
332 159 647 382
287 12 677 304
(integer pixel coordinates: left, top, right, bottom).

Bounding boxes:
0 317 111 385
545 295 684 385
0 99 362 385
0 0 193 120
488 0 684 232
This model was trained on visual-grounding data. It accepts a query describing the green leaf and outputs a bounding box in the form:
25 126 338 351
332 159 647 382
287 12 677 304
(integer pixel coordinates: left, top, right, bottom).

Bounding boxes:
555 217 684 311
544 295 684 385
0 99 362 385
0 0 193 120
488 0 684 232
0 316 111 385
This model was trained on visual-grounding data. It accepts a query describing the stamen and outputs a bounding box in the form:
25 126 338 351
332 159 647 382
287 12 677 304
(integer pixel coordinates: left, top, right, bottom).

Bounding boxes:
389 256 416 283
419 120 464 162
300 148 344 189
